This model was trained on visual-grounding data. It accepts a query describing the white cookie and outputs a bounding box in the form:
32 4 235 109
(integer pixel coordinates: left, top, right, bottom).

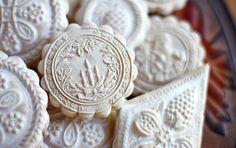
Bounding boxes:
0 51 49 147
43 106 115 148
134 16 205 95
146 0 188 15
114 65 210 148
0 0 69 66
38 23 137 119
75 0 149 49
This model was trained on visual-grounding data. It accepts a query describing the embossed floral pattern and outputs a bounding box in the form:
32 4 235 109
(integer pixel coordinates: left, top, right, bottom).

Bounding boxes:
16 3 44 24
133 89 195 147
71 38 97 57
0 1 45 54
2 31 21 54
44 123 61 139
81 123 104 146
44 109 111 148
0 90 25 144
1 112 24 134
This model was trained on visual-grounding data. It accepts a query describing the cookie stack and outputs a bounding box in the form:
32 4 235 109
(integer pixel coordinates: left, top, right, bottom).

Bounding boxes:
0 0 210 147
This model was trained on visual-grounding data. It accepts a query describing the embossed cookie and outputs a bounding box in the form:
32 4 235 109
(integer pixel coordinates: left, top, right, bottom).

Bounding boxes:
146 0 188 15
0 0 69 66
134 16 205 95
43 106 115 148
75 0 149 49
0 51 49 147
38 23 137 119
114 65 210 148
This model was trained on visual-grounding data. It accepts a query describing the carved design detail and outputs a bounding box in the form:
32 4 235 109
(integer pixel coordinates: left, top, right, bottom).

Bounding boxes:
40 23 136 117
133 89 196 147
134 17 204 93
0 52 49 147
103 9 128 35
55 37 120 102
78 0 149 49
0 1 43 54
135 34 186 83
0 0 68 64
43 107 113 148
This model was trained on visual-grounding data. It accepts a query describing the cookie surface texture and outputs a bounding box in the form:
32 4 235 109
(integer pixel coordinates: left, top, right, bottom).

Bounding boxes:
0 0 69 65
76 0 149 49
114 65 210 148
0 51 49 147
43 106 115 148
38 23 137 119
134 16 205 94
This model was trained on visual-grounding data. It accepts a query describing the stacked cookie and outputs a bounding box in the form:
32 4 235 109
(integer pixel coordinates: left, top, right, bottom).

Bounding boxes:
0 0 210 147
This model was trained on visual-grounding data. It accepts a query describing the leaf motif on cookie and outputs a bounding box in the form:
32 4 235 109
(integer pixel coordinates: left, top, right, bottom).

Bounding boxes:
132 88 196 147
0 91 21 110
63 122 78 147
135 110 159 136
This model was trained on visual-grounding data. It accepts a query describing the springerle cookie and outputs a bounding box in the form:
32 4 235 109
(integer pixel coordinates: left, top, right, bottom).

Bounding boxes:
38 23 137 119
0 51 49 147
0 0 69 66
114 65 209 148
75 0 149 49
134 16 205 95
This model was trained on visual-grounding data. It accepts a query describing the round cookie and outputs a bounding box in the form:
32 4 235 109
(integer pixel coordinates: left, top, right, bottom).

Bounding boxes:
134 16 205 95
146 0 188 15
0 0 69 66
38 23 137 119
0 51 49 147
75 0 149 49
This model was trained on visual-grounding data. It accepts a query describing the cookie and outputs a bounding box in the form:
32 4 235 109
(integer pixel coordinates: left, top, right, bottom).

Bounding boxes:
38 23 137 119
134 16 205 95
114 65 210 148
146 0 188 15
0 0 69 66
75 0 149 49
0 51 49 147
43 106 115 148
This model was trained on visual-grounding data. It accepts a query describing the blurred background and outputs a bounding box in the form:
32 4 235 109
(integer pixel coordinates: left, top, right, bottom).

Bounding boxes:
174 0 236 147
226 0 236 24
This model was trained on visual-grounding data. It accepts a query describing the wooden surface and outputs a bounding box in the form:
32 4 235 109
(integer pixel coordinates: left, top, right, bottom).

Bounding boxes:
226 0 236 23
